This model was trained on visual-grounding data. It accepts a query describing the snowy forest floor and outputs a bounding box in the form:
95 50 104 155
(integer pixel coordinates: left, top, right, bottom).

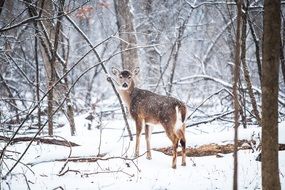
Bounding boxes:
1 113 285 190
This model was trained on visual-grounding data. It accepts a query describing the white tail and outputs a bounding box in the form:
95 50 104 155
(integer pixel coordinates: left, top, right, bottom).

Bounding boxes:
112 67 187 169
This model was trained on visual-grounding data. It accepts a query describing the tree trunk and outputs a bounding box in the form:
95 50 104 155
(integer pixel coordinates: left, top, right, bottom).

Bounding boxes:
114 0 139 71
34 9 41 131
261 0 281 189
63 37 76 136
248 10 262 84
137 0 161 88
38 0 64 136
167 11 192 96
240 3 261 126
36 0 55 136
233 0 243 189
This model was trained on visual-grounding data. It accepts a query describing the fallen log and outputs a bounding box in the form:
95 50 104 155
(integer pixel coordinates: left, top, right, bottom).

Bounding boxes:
0 135 80 147
154 140 285 157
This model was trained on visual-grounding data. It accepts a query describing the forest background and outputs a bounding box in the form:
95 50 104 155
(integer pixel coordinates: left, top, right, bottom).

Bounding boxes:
0 0 284 189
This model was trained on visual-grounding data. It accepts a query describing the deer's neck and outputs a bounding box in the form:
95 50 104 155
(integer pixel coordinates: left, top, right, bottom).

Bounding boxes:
118 81 135 111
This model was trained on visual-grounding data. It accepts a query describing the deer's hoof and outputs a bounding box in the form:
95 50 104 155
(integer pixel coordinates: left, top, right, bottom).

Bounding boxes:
146 155 152 160
182 162 186 166
172 165 177 169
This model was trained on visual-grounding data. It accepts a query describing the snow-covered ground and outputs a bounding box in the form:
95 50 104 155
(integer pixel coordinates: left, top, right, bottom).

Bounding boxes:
1 114 285 190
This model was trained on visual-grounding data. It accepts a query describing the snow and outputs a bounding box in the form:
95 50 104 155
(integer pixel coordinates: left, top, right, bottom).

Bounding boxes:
1 115 285 190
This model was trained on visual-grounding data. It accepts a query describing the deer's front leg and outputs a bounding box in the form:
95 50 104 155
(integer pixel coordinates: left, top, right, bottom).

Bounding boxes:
145 124 152 160
135 120 143 157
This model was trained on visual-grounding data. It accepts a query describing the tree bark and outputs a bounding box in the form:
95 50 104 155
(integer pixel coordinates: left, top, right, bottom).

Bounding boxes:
280 15 285 86
261 0 281 189
137 0 161 88
114 0 139 71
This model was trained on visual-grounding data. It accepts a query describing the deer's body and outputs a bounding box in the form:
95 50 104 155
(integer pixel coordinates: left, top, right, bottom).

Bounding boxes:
112 68 187 169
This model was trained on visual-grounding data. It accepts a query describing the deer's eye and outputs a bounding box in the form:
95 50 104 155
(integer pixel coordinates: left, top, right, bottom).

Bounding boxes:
119 75 123 79
128 76 131 79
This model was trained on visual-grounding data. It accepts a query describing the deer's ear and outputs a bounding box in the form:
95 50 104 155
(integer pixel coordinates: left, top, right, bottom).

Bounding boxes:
133 67 140 76
111 67 120 76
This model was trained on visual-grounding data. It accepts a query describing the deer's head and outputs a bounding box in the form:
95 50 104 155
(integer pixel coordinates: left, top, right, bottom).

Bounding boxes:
111 67 140 90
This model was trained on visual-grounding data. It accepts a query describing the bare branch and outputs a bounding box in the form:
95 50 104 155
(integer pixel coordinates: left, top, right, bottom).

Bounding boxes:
0 15 40 32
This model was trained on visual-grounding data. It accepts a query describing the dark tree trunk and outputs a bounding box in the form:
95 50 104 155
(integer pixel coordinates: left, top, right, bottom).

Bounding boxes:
261 0 281 189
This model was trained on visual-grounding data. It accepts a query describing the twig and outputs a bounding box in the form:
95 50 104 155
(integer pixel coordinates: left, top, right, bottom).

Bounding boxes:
172 74 285 105
51 186 64 190
0 15 40 32
58 167 134 178
29 152 147 174
2 154 35 176
187 88 231 120
21 173 31 190
54 136 73 175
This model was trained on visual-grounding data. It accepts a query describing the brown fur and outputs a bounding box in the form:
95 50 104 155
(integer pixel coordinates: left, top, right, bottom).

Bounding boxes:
112 67 187 168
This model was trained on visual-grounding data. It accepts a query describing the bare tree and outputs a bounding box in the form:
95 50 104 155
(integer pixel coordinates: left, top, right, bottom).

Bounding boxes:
261 0 281 189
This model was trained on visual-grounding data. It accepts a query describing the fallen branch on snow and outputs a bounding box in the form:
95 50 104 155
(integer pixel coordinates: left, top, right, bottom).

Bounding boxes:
0 135 80 147
58 168 134 177
154 140 285 157
154 139 255 157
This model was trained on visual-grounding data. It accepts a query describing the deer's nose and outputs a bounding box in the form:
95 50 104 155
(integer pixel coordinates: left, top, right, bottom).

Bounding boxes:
122 83 128 88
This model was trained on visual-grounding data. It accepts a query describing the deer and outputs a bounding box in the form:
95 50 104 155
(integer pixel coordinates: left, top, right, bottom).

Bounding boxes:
111 67 187 169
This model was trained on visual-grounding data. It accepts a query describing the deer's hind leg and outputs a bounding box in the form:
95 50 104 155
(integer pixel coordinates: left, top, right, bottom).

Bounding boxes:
180 137 186 166
178 124 187 166
171 135 179 169
164 126 179 169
